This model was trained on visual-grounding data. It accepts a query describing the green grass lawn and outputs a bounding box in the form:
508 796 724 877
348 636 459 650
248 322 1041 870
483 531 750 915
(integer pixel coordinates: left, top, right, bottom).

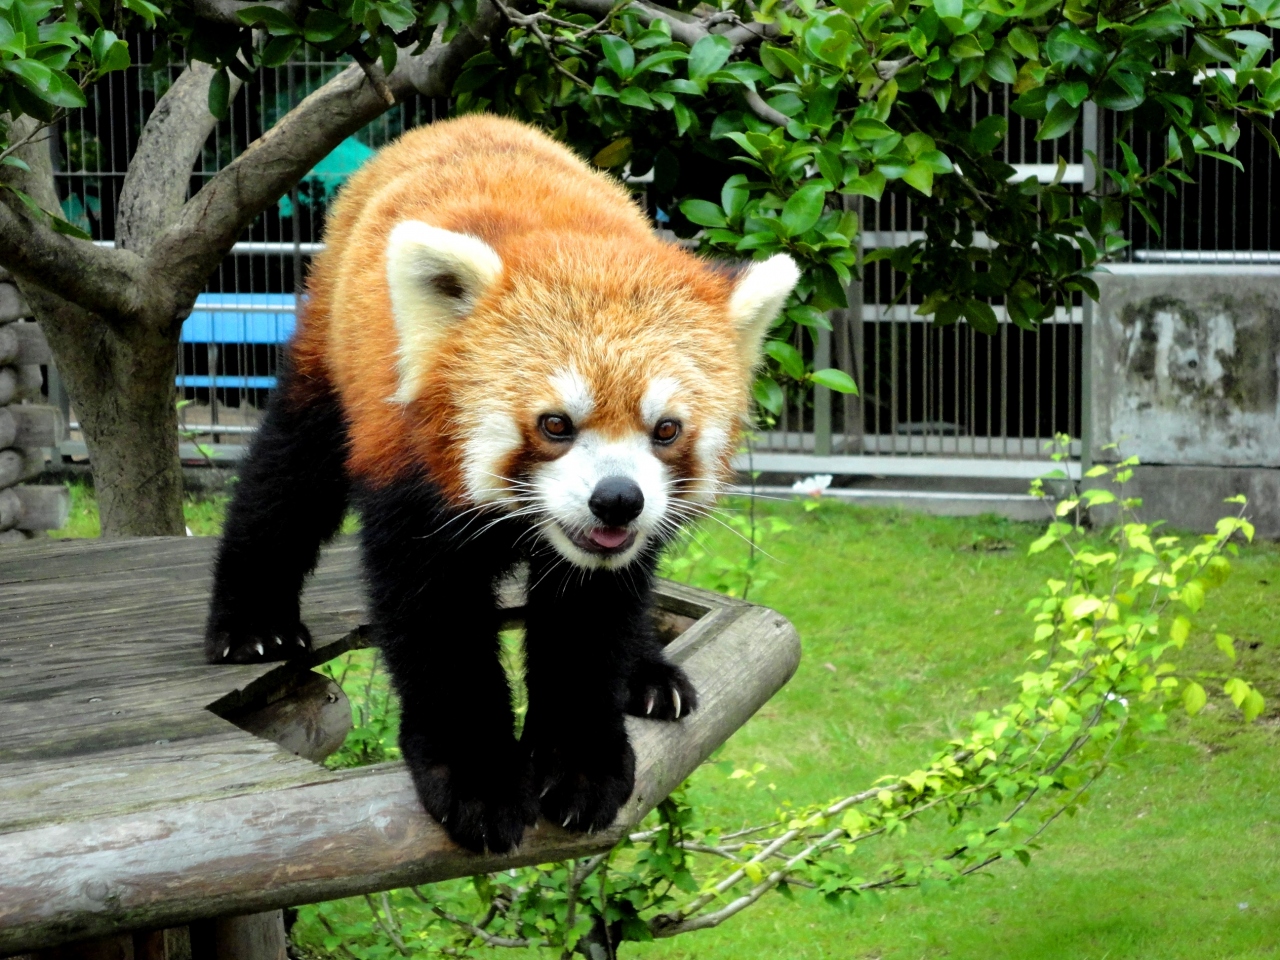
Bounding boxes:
50 482 1280 958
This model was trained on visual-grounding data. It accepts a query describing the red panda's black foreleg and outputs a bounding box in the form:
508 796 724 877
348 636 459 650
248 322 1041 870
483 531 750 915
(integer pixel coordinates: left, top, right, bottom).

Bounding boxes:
357 475 539 855
204 361 350 663
520 547 695 834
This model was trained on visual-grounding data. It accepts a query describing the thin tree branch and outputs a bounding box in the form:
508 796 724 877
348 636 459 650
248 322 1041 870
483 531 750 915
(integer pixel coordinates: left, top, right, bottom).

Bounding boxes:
149 0 499 308
743 87 789 126
559 0 768 48
350 44 398 106
0 122 145 324
866 55 915 100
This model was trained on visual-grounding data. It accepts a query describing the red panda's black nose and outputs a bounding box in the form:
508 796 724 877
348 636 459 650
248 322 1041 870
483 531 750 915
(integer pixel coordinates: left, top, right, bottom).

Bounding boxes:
589 476 645 527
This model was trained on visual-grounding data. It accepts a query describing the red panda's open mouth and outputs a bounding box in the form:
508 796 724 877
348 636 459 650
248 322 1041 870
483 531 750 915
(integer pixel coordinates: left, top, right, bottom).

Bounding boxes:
563 524 638 556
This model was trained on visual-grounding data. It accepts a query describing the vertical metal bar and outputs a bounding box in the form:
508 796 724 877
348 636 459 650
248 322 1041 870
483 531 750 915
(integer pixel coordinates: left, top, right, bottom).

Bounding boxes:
837 194 864 453
1080 102 1099 473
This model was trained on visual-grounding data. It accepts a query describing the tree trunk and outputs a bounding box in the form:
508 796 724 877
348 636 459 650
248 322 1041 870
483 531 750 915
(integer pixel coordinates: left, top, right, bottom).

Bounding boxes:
23 289 186 536
10 121 185 537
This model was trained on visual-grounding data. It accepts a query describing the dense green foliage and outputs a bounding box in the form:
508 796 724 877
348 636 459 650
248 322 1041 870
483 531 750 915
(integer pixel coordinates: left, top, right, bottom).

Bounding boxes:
6 0 1280 402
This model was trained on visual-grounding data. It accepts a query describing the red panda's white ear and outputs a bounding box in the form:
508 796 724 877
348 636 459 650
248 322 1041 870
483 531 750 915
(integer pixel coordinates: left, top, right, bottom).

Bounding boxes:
386 220 503 402
728 254 801 368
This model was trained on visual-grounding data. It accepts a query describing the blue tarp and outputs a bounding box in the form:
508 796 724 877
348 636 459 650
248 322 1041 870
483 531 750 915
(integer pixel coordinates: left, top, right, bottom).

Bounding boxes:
183 293 297 344
180 293 297 390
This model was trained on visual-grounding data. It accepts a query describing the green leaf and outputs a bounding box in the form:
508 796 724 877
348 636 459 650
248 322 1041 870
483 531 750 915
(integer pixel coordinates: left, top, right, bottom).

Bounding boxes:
986 49 1017 84
679 198 727 227
811 368 859 394
1170 614 1190 647
765 339 807 380
1200 150 1245 172
207 66 230 120
634 49 686 76
302 9 349 43
260 35 301 68
1242 688 1265 723
1182 681 1207 716
1225 29 1270 51
844 169 886 201
1036 100 1080 141
600 35 635 79
961 299 998 334
2 58 53 93
918 150 953 174
721 174 750 219
1008 26 1038 59
780 182 827 237
1181 579 1205 613
970 114 1008 154
656 78 702 96
235 4 299 34
121 0 161 26
44 69 86 108
378 0 416 33
1215 632 1236 662
618 86 654 109
934 0 963 19
688 34 732 81
593 137 632 168
48 210 91 239
902 160 933 195
850 118 895 140
752 376 785 414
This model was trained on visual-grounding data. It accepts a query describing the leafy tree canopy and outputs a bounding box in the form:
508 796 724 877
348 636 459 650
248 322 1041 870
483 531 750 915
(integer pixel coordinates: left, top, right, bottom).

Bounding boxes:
0 0 1277 530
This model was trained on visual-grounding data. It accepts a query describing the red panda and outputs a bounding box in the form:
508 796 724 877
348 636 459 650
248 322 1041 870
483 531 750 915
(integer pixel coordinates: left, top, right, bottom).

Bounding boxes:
206 115 799 854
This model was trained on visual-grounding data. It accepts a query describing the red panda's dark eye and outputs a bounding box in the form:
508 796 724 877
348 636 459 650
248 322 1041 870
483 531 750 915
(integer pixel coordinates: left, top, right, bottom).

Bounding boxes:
539 414 575 440
653 419 681 445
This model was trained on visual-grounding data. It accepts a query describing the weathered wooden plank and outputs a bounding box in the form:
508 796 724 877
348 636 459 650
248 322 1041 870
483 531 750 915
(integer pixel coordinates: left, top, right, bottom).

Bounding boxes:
11 486 69 531
0 406 61 450
0 449 41 488
8 323 51 365
0 733 329 833
0 603 798 952
0 282 28 323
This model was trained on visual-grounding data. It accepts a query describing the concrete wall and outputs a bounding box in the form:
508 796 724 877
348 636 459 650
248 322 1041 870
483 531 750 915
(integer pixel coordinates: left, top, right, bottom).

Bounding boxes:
1091 265 1280 535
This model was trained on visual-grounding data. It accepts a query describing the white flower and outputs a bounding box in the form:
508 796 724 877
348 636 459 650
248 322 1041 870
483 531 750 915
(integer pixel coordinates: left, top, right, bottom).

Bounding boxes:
792 474 833 498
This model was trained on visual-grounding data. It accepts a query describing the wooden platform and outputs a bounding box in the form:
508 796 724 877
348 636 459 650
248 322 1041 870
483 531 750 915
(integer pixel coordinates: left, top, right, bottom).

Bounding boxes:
0 537 800 954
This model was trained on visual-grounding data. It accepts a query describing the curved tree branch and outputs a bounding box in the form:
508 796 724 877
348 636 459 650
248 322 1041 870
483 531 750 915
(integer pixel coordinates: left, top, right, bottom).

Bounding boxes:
559 0 768 49
190 0 303 25
0 121 146 324
117 61 243 255
743 88 788 126
149 0 500 309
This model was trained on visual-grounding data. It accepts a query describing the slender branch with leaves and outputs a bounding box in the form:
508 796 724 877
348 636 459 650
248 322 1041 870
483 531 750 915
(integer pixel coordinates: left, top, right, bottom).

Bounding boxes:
298 457 1263 957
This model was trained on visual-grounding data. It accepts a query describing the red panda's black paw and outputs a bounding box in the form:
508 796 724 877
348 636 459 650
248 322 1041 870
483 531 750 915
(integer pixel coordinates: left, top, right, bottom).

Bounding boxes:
535 738 636 835
412 761 539 854
204 622 313 664
625 659 698 721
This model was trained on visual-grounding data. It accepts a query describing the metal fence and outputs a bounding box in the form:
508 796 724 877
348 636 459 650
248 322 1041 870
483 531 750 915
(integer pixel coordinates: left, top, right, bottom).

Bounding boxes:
54 37 440 449
50 49 1280 473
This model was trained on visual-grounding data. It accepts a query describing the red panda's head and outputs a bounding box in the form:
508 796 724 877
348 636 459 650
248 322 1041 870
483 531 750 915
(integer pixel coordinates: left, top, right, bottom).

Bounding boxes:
384 222 799 570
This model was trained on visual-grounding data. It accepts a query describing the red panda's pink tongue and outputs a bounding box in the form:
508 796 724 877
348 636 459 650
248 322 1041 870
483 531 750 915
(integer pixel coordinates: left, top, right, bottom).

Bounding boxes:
589 527 630 549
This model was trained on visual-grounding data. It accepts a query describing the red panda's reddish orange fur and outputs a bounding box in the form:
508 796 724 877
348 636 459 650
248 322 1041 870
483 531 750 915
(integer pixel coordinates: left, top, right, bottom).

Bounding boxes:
290 114 749 501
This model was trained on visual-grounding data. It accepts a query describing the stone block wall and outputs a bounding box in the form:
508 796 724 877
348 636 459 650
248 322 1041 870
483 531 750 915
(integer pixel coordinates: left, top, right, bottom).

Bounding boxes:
0 269 68 542
1091 265 1280 536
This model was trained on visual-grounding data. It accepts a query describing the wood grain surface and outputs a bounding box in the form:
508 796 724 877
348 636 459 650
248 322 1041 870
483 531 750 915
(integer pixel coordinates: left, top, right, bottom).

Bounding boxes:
0 536 799 953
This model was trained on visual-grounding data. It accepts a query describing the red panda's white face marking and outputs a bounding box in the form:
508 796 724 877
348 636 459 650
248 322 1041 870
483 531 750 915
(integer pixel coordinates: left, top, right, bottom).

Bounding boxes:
385 223 800 570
